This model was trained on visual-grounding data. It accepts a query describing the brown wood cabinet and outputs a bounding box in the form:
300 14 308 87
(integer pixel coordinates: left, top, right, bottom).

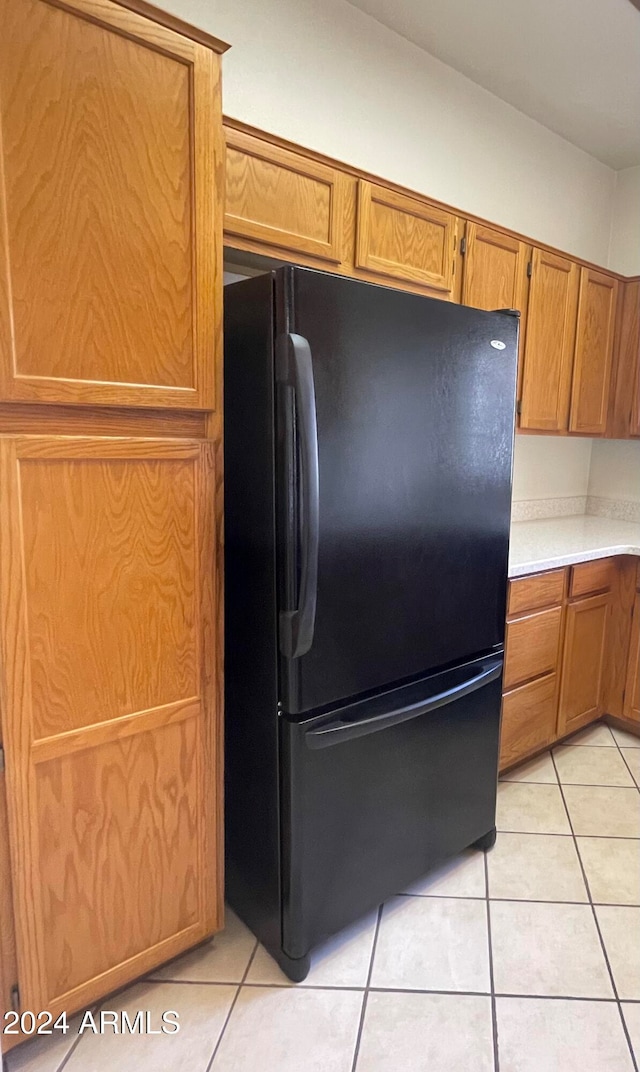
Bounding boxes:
0 0 227 1048
558 593 610 734
460 224 529 315
0 0 223 412
519 250 579 431
355 182 459 294
569 269 618 435
224 127 350 266
624 593 640 722
609 279 640 438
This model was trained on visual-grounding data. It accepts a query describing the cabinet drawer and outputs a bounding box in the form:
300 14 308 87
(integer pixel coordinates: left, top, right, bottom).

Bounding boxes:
570 558 615 598
356 181 458 293
500 673 558 769
508 569 566 618
504 606 563 690
224 129 348 263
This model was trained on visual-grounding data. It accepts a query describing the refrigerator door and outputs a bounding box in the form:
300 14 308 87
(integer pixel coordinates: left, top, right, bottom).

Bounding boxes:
276 267 517 714
280 653 503 959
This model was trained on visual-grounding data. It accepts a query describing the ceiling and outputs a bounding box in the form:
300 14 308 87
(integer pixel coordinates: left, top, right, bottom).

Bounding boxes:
346 0 640 169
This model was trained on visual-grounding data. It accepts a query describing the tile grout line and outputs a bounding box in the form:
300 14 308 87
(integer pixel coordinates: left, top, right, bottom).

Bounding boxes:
349 903 383 1072
484 850 500 1072
204 938 260 1072
550 749 639 1072
54 1004 100 1072
609 728 640 791
503 778 640 789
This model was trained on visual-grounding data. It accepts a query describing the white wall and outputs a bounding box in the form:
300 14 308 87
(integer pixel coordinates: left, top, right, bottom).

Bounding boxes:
163 0 614 264
511 437 593 502
588 440 640 504
609 165 640 275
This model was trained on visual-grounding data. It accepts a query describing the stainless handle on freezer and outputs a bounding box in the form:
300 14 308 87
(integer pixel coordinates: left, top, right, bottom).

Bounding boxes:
277 332 320 659
304 659 503 748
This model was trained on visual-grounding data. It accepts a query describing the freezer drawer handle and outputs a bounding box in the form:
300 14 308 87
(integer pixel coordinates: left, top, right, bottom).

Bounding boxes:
276 332 320 658
305 659 503 748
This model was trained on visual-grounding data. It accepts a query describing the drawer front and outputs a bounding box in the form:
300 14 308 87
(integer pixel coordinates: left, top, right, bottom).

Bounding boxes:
508 569 566 618
504 606 563 691
356 181 458 292
570 558 615 599
500 673 558 769
224 129 347 263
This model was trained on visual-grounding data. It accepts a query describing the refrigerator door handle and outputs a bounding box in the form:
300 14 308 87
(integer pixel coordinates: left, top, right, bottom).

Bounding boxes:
304 659 503 748
277 332 320 658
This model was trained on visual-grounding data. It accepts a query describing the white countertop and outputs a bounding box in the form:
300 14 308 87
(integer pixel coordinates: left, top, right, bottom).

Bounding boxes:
508 515 640 578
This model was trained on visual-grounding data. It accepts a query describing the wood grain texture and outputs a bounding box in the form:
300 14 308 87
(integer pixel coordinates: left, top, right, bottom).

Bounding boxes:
520 249 579 431
569 558 616 598
623 593 640 722
608 279 640 438
0 403 208 438
569 268 618 435
0 770 18 1043
356 181 458 293
507 569 566 619
500 673 558 769
0 436 221 1014
558 593 610 734
0 0 222 411
503 606 563 691
604 557 638 718
461 222 529 313
224 129 348 263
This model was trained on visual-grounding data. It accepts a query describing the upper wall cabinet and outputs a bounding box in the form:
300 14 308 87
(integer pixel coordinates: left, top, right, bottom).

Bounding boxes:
519 250 579 432
608 278 640 439
0 0 224 411
460 223 529 314
356 182 459 295
224 129 350 266
569 268 618 435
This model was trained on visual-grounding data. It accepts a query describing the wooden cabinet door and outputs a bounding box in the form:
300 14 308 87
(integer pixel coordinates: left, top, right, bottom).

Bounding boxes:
356 181 458 294
224 128 349 265
558 594 610 734
569 268 618 435
624 594 640 722
461 223 529 313
608 279 640 438
0 437 221 1018
0 0 222 411
500 673 558 769
519 249 579 431
0 766 18 1048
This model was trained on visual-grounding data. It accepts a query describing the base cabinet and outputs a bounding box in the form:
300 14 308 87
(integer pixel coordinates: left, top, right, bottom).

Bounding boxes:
624 593 640 722
557 594 610 735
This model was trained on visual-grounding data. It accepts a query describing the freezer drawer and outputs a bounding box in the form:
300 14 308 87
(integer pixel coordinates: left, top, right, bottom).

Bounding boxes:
280 654 503 960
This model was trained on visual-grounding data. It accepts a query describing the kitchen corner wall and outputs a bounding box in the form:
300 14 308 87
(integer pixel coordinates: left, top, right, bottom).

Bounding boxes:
511 437 593 520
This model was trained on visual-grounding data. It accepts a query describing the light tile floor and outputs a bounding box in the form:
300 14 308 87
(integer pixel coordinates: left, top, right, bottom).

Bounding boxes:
4 721 640 1072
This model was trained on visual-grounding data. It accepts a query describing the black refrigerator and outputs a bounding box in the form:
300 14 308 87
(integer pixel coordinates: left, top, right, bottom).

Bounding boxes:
224 266 518 980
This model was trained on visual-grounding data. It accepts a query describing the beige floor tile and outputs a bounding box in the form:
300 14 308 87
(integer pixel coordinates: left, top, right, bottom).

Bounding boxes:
490 901 612 997
148 908 256 984
62 980 235 1072
566 723 617 746
370 895 490 992
246 911 377 986
501 751 558 783
611 727 640 748
596 906 640 999
554 745 634 787
5 1014 84 1072
563 786 640 837
577 838 640 905
496 782 570 834
356 992 494 1072
621 749 640 788
488 832 587 901
622 1003 640 1061
496 997 634 1072
213 986 362 1072
403 849 486 897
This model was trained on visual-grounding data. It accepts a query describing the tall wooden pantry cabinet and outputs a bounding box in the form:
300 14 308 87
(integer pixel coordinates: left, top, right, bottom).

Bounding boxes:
0 0 227 1046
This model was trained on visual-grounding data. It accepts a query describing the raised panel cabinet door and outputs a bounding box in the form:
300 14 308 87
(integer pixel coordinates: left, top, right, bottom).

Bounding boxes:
461 223 529 313
608 279 640 438
356 181 458 293
0 437 222 1018
558 594 610 735
623 594 640 722
569 268 618 435
224 128 349 264
0 0 224 410
519 249 579 431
